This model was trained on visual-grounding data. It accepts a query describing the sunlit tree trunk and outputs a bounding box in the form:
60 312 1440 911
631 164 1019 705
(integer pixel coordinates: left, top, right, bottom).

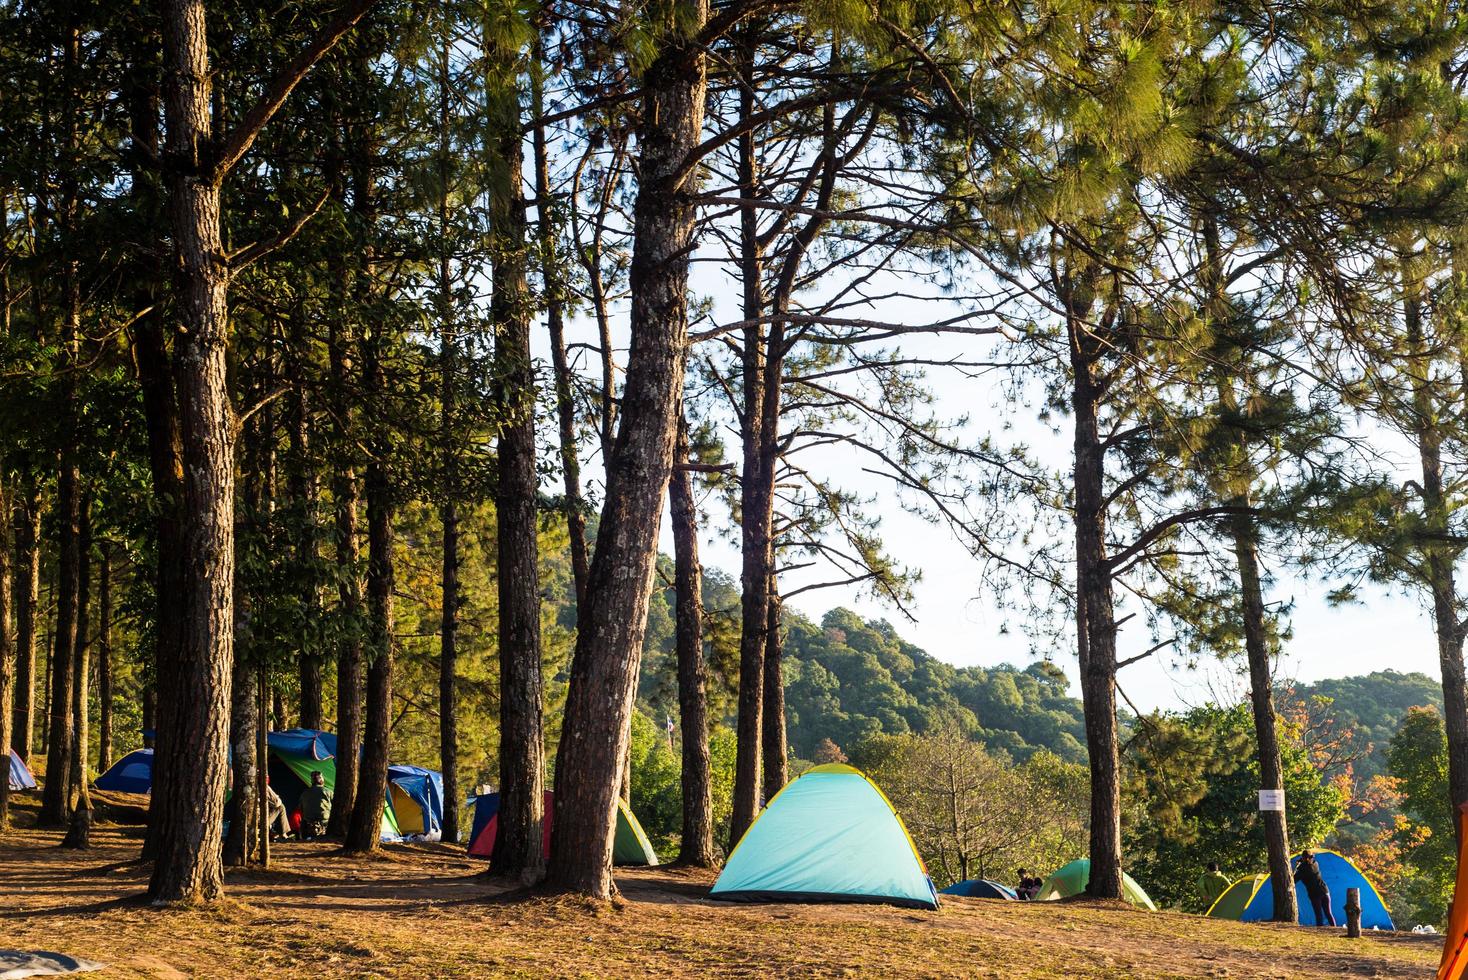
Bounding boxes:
671 417 714 865
547 0 707 898
486 32 545 878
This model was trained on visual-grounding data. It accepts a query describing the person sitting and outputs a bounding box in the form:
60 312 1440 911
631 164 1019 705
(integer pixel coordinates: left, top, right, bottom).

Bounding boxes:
265 778 292 841
1198 861 1232 909
298 770 333 841
1016 868 1040 900
1294 849 1336 927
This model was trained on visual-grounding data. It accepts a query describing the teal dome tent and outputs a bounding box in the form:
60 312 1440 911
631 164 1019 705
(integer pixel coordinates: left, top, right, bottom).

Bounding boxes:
709 763 938 909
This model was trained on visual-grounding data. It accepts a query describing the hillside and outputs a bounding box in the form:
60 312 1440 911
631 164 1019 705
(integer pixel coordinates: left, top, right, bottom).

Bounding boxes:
0 812 1442 979
1283 671 1445 788
637 573 1089 765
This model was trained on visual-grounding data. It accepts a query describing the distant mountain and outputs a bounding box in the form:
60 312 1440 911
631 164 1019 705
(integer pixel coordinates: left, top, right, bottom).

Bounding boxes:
634 558 1444 778
636 570 1089 764
1281 670 1444 789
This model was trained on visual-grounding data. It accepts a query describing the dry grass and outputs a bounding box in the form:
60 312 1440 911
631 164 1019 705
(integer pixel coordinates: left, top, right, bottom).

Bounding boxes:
1 796 1444 978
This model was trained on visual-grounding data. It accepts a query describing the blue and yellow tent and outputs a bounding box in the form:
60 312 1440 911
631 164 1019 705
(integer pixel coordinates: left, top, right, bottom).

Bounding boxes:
941 878 1017 900
8 748 36 792
1205 851 1393 929
95 748 154 794
710 763 938 909
388 764 445 840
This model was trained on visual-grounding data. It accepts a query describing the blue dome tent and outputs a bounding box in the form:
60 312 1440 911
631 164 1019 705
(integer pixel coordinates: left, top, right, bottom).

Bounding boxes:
387 764 445 840
710 763 938 910
1207 851 1393 930
941 878 1017 900
95 748 154 794
8 748 36 792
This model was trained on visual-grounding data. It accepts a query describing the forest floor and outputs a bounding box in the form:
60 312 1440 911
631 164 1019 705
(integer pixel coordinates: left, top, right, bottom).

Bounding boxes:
1 793 1445 979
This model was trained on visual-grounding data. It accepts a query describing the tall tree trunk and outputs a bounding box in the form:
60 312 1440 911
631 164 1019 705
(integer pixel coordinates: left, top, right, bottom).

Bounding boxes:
11 484 38 762
1404 282 1468 845
344 68 392 852
761 576 787 801
326 306 363 840
39 463 79 827
291 333 323 731
1231 512 1297 921
344 394 393 853
127 62 187 862
487 41 545 879
1068 290 1123 901
546 0 707 898
532 36 589 608
68 501 91 814
435 33 460 846
223 650 259 866
0 472 13 829
729 35 768 844
671 418 714 866
150 0 236 903
96 549 112 775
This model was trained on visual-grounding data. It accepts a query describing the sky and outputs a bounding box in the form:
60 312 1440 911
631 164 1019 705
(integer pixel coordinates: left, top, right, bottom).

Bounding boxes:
538 204 1443 716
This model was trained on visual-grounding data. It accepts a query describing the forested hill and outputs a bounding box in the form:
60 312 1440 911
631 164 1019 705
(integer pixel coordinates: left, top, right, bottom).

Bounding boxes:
636 567 1089 764
637 563 1441 772
1282 670 1444 787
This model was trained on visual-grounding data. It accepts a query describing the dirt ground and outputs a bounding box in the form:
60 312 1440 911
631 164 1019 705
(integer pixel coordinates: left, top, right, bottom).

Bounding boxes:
0 797 1444 979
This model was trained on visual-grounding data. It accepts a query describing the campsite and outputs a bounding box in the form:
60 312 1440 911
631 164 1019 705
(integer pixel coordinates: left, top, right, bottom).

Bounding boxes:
14 0 1468 977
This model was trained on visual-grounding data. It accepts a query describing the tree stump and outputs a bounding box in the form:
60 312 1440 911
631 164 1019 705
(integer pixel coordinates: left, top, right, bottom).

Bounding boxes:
60 806 92 850
1345 887 1362 938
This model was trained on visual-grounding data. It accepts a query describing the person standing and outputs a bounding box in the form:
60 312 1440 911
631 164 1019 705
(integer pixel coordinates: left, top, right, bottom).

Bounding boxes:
1198 861 1232 910
1294 850 1336 927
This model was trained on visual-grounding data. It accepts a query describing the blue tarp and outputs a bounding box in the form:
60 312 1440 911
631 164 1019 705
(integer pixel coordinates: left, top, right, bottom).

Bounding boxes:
940 878 1017 900
1236 851 1394 929
387 764 444 838
710 763 938 909
267 729 338 760
95 748 153 794
8 747 36 791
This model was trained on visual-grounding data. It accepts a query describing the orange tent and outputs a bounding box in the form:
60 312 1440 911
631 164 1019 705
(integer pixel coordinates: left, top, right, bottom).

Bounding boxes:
1440 804 1468 980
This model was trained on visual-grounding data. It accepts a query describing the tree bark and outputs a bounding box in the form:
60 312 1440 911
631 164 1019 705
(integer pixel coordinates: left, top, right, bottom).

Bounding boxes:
761 576 787 801
0 472 13 829
1231 512 1297 921
291 326 323 731
39 462 79 827
435 34 460 847
487 42 545 879
96 550 112 775
11 483 38 762
150 0 236 904
344 60 392 852
1068 285 1124 901
730 34 768 844
326 247 363 839
546 0 707 899
223 650 259 866
533 36 589 608
671 419 715 866
68 501 91 815
1404 282 1468 847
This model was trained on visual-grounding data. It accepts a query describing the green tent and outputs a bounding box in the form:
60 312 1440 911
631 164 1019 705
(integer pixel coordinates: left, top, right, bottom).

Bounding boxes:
267 752 401 839
1037 859 1157 911
1206 873 1266 919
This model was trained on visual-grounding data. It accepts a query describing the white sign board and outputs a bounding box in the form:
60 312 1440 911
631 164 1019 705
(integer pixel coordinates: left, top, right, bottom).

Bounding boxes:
1258 789 1285 812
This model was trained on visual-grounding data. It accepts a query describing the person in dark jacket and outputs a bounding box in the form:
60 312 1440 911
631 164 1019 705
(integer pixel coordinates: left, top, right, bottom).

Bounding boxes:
298 770 332 840
1295 850 1336 927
